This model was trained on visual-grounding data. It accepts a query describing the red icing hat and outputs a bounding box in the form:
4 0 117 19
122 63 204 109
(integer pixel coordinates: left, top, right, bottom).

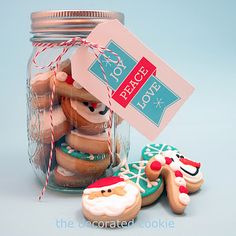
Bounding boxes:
87 176 124 189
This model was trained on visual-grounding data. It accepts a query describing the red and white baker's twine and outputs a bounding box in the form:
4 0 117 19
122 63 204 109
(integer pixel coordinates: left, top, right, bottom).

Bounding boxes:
32 37 120 200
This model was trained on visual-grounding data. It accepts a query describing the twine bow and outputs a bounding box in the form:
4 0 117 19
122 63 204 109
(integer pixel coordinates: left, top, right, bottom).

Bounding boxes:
32 37 120 200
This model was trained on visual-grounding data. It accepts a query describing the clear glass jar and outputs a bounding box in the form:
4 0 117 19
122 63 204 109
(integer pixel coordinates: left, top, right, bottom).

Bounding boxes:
27 10 130 193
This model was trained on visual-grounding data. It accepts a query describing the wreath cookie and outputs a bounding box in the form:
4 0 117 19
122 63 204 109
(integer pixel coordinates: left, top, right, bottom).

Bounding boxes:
55 142 110 176
114 161 164 207
66 129 109 154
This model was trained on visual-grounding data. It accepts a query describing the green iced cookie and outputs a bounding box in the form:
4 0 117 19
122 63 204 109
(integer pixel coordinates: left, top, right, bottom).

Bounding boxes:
59 142 107 161
142 143 179 161
114 161 163 200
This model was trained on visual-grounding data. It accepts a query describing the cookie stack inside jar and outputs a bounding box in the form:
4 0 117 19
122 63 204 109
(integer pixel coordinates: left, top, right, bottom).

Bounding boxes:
29 58 124 191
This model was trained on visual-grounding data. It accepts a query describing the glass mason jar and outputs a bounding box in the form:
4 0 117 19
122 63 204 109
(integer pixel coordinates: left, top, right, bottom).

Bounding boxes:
27 10 130 192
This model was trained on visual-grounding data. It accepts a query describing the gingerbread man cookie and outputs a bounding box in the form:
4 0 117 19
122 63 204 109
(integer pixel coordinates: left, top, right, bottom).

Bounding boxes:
82 176 141 227
143 144 204 214
114 161 164 206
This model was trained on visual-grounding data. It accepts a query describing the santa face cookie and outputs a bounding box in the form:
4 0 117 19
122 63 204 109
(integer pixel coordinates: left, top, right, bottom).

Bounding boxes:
55 142 110 176
61 97 109 135
82 176 141 227
52 68 99 102
66 129 109 154
54 165 99 188
114 161 164 207
30 106 71 144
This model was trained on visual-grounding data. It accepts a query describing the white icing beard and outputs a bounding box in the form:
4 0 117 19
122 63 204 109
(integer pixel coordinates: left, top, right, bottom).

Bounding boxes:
70 100 109 124
82 182 139 217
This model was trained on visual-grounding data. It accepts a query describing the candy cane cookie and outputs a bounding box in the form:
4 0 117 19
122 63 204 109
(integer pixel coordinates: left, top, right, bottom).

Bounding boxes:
114 161 164 207
144 147 204 214
61 97 109 135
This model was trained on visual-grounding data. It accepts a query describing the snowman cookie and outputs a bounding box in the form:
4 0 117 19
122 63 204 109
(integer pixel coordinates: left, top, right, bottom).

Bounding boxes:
55 142 110 176
143 145 204 214
66 129 109 154
61 97 109 135
52 60 99 102
114 161 164 207
54 165 99 188
82 176 141 227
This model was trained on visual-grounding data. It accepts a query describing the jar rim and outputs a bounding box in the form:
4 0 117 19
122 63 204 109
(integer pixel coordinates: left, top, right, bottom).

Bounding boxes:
31 10 124 42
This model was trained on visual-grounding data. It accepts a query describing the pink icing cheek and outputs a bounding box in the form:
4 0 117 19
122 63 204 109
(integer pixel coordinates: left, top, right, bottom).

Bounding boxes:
179 193 190 206
175 177 186 187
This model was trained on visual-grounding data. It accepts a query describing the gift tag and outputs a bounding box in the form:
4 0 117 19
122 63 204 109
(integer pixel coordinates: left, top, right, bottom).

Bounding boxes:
71 20 194 140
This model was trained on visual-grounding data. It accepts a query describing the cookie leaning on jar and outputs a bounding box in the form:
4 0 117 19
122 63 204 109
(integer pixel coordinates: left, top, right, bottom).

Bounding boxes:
50 59 99 102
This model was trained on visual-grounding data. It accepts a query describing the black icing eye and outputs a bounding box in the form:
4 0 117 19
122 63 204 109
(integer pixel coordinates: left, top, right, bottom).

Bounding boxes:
83 102 89 106
179 155 184 159
176 154 180 158
107 189 112 193
89 106 95 112
99 106 109 115
101 190 105 194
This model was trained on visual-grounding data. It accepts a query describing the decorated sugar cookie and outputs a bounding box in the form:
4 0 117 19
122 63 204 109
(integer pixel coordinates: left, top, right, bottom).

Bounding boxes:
144 146 204 214
30 70 53 95
114 161 164 206
66 129 109 154
30 106 71 143
54 165 100 188
51 59 99 102
142 143 179 161
82 176 141 227
55 142 110 176
61 97 109 135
